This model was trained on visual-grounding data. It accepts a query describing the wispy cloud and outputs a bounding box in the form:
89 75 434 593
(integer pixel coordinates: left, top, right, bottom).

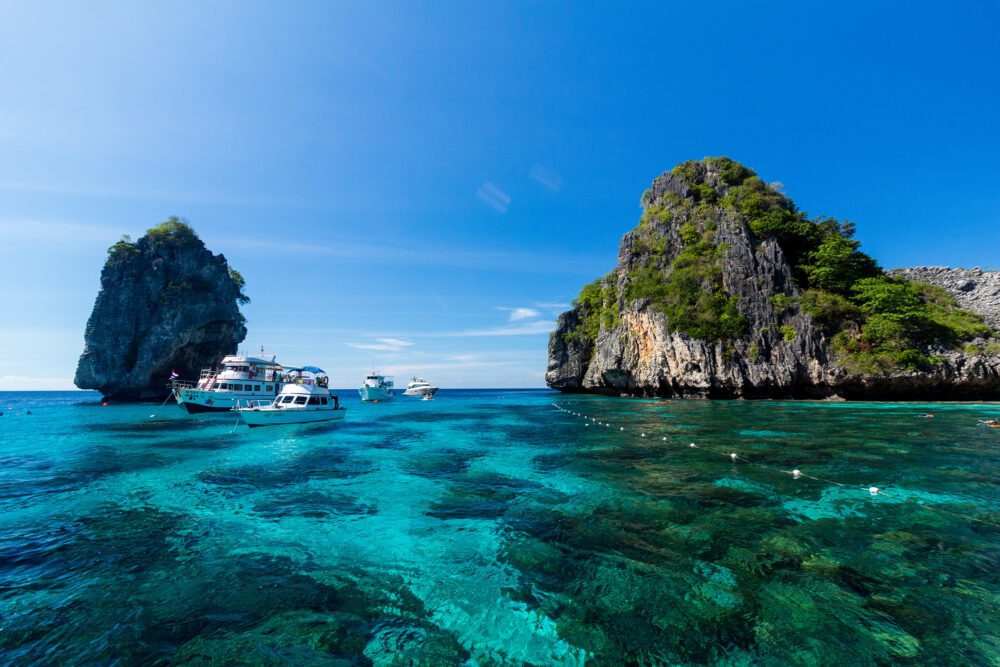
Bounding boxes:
496 306 540 322
346 337 414 351
220 235 604 275
0 376 77 390
533 301 572 310
476 182 511 213
0 180 302 208
0 217 127 243
430 319 555 337
529 165 562 191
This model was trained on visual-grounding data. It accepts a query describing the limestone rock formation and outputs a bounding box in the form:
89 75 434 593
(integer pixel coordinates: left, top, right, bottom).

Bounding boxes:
547 159 1000 400
75 219 248 400
888 267 1000 332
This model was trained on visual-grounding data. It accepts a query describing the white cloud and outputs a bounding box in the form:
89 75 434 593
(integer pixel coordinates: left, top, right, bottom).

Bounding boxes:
476 182 511 213
345 337 414 352
496 306 541 322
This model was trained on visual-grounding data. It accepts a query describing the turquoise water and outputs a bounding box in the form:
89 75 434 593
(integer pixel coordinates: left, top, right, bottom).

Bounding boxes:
2 390 1000 665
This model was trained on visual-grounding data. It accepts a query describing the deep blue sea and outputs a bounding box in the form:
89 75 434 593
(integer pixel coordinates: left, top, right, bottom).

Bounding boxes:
2 390 1000 665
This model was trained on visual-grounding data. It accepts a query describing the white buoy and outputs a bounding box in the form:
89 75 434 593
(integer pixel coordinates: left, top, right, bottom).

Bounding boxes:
641 433 646 437
620 427 624 431
869 486 879 496
662 437 667 441
689 443 696 448
731 453 737 461
792 469 802 478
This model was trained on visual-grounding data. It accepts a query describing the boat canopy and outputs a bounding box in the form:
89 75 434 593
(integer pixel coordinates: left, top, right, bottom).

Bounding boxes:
300 365 326 374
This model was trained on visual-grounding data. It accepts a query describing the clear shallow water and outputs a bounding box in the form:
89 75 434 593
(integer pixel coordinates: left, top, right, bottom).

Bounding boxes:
2 390 1000 665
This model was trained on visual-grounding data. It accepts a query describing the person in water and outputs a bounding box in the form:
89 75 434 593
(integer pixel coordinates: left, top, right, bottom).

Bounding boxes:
978 419 999 426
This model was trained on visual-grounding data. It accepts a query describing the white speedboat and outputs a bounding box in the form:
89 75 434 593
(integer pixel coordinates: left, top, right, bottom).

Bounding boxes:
403 377 438 397
236 366 346 427
173 352 289 413
358 370 394 401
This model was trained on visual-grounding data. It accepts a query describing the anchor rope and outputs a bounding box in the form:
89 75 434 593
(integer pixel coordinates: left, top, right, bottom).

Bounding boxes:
552 403 1000 529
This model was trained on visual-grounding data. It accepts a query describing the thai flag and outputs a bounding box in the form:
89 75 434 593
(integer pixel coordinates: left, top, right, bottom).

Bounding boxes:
170 371 179 379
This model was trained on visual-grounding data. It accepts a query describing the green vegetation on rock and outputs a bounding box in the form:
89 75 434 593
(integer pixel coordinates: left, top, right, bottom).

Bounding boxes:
565 274 620 345
625 182 747 342
147 216 201 246
228 268 251 304
562 157 995 369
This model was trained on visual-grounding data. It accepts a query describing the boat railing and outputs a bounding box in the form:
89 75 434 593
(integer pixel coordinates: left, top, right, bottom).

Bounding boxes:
234 398 276 410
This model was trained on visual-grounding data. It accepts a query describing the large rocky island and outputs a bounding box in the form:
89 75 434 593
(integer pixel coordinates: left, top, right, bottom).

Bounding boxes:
547 158 1000 399
75 218 249 401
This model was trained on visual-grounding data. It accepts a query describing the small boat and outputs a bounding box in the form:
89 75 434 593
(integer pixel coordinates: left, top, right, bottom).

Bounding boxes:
173 352 288 413
236 366 346 427
403 377 438 398
359 370 394 402
421 394 434 401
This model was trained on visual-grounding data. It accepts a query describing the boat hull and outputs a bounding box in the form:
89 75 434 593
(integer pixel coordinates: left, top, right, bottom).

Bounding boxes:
359 386 393 401
238 407 347 427
403 386 438 397
176 386 280 413
178 401 230 414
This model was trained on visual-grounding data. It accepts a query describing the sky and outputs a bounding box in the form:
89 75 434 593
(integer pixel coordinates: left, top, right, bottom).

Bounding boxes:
1 1 998 390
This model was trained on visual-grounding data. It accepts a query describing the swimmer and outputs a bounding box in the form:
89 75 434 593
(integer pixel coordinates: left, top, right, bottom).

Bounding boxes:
920 414 934 418
978 419 999 426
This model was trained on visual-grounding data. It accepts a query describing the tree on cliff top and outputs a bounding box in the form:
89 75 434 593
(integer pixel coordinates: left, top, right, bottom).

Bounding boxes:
106 216 249 304
146 216 200 245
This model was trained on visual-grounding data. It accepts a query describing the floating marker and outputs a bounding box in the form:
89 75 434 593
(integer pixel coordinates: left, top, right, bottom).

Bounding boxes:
689 443 696 448
792 469 802 478
620 427 624 431
641 433 646 437
662 437 667 441
731 453 738 461
869 486 879 496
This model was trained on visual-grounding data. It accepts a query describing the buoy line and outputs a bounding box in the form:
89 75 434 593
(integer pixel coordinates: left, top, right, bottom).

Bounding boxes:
552 403 1000 529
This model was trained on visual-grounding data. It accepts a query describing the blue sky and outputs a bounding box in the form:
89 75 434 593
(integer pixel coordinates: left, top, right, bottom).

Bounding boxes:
2 1 998 390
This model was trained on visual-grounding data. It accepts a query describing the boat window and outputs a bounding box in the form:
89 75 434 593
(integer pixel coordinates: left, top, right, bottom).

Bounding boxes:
321 397 328 405
232 384 242 391
265 385 272 391
308 397 320 405
294 396 308 405
281 396 295 403
219 383 228 390
254 385 260 391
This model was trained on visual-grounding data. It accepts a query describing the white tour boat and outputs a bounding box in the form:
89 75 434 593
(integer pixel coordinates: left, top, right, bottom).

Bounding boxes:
403 377 439 398
173 352 289 413
236 366 346 427
358 370 394 401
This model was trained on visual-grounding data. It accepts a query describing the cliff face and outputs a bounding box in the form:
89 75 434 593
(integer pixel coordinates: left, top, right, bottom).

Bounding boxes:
547 161 1000 400
888 267 1000 333
75 222 247 400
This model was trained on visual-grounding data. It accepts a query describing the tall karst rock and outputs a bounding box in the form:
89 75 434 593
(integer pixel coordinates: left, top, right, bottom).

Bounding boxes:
547 158 1000 400
75 218 248 400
